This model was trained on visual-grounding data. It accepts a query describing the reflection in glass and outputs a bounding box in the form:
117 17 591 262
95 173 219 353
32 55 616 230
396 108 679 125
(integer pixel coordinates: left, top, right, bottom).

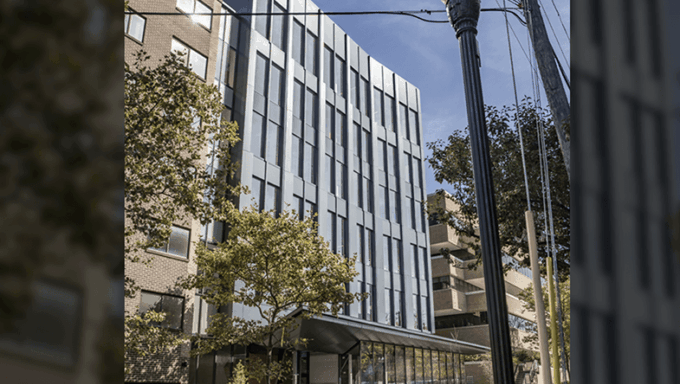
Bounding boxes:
374 343 385 384
385 344 395 384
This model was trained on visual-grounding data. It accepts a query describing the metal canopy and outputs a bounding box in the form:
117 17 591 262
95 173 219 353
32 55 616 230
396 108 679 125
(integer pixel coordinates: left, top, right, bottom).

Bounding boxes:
287 311 489 356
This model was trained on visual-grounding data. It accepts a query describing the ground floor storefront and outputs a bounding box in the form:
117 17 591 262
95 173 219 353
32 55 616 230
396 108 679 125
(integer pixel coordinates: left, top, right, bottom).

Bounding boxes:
189 313 488 384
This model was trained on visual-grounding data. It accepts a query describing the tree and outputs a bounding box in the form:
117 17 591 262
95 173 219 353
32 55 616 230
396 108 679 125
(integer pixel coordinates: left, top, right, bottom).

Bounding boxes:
124 48 240 365
427 98 570 281
519 276 570 376
182 206 365 384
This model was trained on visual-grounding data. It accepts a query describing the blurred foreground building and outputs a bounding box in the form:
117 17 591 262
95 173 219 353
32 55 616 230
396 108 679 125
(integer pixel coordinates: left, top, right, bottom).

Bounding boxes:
124 1 488 383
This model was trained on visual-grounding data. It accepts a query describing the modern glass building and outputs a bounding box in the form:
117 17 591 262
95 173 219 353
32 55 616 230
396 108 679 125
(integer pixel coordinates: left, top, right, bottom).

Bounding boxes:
124 1 489 383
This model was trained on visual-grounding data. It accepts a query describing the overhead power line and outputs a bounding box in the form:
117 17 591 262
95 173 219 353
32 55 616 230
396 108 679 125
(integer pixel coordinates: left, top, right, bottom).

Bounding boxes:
124 8 526 25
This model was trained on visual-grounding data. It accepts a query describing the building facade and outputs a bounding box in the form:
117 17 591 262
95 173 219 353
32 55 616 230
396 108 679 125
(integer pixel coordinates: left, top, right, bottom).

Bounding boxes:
427 193 543 384
124 1 488 383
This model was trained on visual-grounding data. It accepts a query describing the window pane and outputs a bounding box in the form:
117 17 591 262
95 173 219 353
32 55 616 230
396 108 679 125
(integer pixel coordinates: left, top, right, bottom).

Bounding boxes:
255 53 268 96
363 78 370 116
128 14 146 41
409 109 420 145
292 135 302 177
335 56 346 97
351 69 359 107
177 0 193 14
354 123 361 158
326 103 334 140
226 47 237 88
383 236 391 271
415 348 424 382
373 88 383 125
386 344 396 384
162 295 184 329
251 177 264 209
326 154 334 191
266 121 281 165
393 239 401 274
254 0 269 37
293 80 304 118
251 113 265 157
423 350 432 384
293 20 304 64
271 4 286 51
432 351 440 384
270 65 283 106
339 218 347 257
306 31 317 75
189 49 208 79
366 229 373 266
412 295 419 329
140 292 162 314
395 291 403 327
124 14 130 32
336 111 346 147
194 1 212 29
400 103 409 140
379 185 388 219
305 89 317 128
324 46 334 89
326 211 335 251
385 95 395 132
168 226 190 257
406 348 415 384
421 296 429 331
265 184 279 213
357 225 364 263
171 39 188 59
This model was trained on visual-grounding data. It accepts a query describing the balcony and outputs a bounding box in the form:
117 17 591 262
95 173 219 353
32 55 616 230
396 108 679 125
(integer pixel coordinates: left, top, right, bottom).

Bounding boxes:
433 288 534 320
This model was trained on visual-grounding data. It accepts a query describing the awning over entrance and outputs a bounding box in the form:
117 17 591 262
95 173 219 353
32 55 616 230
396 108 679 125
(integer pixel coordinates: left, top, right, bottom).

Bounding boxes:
287 310 489 355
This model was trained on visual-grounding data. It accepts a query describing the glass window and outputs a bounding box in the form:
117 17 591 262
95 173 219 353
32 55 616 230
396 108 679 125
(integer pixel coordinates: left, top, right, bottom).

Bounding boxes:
384 288 392 324
354 123 361 158
357 225 364 262
271 3 287 51
125 11 146 42
394 291 403 327
363 78 370 116
293 20 304 65
378 140 387 170
188 49 208 80
292 134 302 177
339 217 347 257
266 121 282 165
363 178 373 213
326 103 334 140
385 95 395 132
354 172 362 208
254 0 269 37
270 64 283 106
324 46 334 89
410 199 416 230
413 158 421 188
412 295 419 330
405 153 413 184
149 225 190 258
363 130 371 163
432 351 440 384
395 346 406 384
304 200 316 221
251 112 265 158
293 195 303 220
335 56 346 97
325 154 334 192
406 347 415 384
265 184 280 214
225 47 237 88
366 229 374 266
383 236 391 271
379 185 388 219
400 103 409 140
194 1 212 30
140 291 184 330
423 350 432 383
306 31 318 75
415 348 424 381
293 80 304 120
177 0 193 13
251 177 264 210
305 88 318 128
373 88 384 126
255 53 268 97
409 109 420 145
390 190 400 223
351 69 359 107
385 344 396 384
393 239 401 274
336 110 346 147
327 211 336 251
387 145 397 175
410 245 418 278
304 143 317 184
419 247 427 280
421 296 429 331
337 163 347 199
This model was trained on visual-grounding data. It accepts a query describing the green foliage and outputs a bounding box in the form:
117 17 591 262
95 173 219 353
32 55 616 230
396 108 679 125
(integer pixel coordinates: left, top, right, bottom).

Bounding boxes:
124 49 240 261
124 49 239 369
124 310 186 371
183 206 366 384
518 276 570 365
229 360 250 384
427 98 570 281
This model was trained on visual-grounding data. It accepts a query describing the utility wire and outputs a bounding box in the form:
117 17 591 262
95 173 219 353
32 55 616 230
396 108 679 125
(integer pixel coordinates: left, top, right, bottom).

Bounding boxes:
124 8 526 25
537 0 570 71
548 0 570 42
502 0 531 211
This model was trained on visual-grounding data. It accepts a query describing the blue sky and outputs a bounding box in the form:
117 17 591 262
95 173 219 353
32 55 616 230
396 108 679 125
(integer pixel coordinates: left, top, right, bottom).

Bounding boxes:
312 0 571 195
